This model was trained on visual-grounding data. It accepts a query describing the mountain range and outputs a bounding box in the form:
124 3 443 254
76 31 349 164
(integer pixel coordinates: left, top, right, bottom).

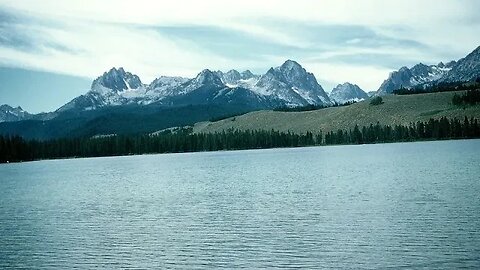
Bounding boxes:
0 60 336 139
377 45 480 94
56 59 332 114
1 46 479 139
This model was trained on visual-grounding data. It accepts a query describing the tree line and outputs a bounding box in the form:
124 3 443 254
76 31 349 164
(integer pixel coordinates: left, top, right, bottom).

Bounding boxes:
324 117 479 145
452 90 480 105
393 81 479 95
369 96 383 105
274 100 357 112
1 117 479 163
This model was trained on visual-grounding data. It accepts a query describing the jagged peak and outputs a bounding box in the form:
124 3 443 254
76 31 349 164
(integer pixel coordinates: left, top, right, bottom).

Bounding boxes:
149 75 189 87
413 62 428 68
267 60 307 79
264 67 276 76
330 82 368 104
242 70 254 76
339 82 355 87
410 63 432 74
0 104 24 111
193 69 223 85
276 60 308 77
226 69 240 75
153 75 176 80
222 69 241 81
92 67 142 92
0 104 13 109
214 69 257 80
332 82 362 91
103 67 126 76
445 60 457 67
280 59 303 70
240 70 257 80
197 69 215 77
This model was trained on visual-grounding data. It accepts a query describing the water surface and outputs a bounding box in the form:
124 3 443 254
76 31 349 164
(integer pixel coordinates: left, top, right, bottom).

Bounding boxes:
1 140 479 268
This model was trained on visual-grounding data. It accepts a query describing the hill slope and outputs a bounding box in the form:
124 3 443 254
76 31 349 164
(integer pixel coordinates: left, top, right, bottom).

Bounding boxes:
194 91 480 135
0 104 256 140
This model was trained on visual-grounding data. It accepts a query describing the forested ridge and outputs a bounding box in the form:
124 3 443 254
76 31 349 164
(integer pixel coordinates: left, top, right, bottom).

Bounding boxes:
1 117 479 163
392 81 480 95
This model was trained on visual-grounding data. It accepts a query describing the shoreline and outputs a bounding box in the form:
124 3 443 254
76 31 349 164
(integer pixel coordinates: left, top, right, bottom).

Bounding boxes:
2 137 479 165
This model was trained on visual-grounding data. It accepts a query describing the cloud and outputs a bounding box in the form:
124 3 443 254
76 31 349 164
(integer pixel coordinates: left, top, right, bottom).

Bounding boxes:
0 0 478 94
0 7 228 82
316 52 416 70
147 25 300 61
0 8 78 54
247 19 427 49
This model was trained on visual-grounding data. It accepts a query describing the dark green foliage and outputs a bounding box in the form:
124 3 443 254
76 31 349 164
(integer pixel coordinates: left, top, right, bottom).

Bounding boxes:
209 111 248 122
393 81 479 95
452 90 480 105
274 104 326 112
0 135 33 163
370 97 383 106
274 101 357 112
0 129 316 163
323 117 479 145
0 104 257 140
1 117 479 163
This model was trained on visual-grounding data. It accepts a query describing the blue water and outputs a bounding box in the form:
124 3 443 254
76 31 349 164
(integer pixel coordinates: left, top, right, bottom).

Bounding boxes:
1 140 479 269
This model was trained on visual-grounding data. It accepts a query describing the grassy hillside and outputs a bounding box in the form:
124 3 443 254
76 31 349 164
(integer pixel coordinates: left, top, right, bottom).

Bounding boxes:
194 91 480 134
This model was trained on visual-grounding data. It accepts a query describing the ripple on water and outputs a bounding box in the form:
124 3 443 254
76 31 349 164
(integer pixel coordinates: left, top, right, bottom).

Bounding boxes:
0 140 480 269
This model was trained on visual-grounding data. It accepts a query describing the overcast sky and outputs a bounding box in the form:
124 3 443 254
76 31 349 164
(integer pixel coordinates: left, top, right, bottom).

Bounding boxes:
0 0 479 113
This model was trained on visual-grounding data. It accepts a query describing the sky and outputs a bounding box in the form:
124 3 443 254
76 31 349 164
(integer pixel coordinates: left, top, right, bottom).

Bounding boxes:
0 0 479 113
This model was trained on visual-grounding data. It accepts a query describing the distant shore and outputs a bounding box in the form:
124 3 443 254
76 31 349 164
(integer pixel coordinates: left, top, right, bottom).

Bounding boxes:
2 137 479 165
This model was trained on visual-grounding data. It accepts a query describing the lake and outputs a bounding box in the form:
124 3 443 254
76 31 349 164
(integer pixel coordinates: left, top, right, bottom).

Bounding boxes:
1 140 479 269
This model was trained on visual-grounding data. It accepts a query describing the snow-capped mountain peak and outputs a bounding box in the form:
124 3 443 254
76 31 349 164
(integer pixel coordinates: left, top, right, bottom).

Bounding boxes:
58 67 146 111
148 76 189 90
376 46 480 95
58 60 336 112
143 76 190 101
222 70 242 85
194 69 224 86
279 59 303 71
278 60 324 91
0 104 32 122
91 67 143 93
377 62 453 95
440 45 480 83
329 83 368 104
254 60 332 106
215 69 260 88
241 70 255 80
